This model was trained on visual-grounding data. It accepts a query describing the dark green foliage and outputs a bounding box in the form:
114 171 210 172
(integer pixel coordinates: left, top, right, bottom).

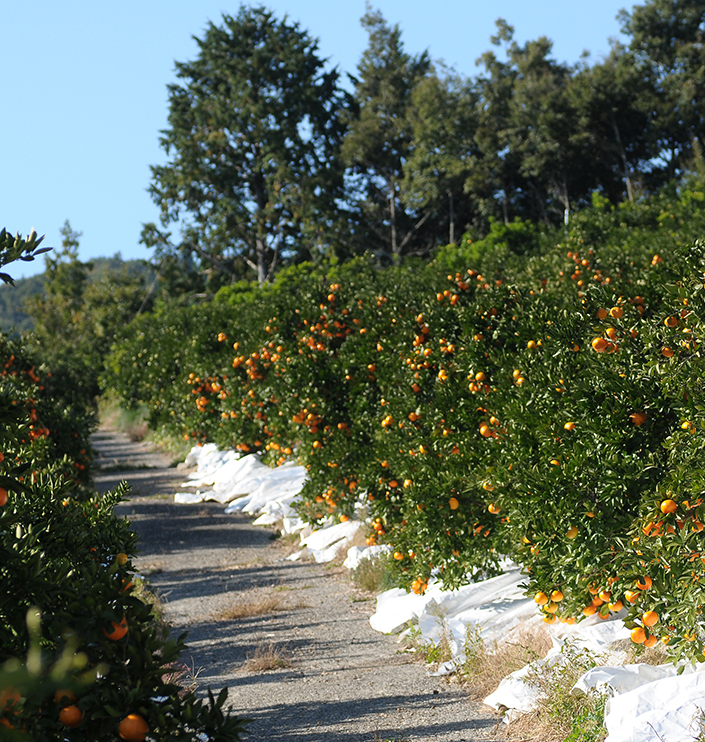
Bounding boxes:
143 6 349 290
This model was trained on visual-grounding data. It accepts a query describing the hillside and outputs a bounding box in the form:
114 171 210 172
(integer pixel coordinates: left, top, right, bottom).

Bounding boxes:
0 255 155 334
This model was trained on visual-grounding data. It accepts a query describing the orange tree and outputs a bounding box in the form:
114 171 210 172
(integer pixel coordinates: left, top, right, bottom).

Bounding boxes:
1 233 247 740
105 182 705 659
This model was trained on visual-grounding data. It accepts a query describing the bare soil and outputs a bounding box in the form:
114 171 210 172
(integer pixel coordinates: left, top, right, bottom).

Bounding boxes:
93 429 504 742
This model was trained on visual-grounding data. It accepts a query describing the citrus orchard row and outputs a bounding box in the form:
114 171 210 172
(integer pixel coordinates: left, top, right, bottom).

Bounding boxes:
107 185 705 662
0 234 246 740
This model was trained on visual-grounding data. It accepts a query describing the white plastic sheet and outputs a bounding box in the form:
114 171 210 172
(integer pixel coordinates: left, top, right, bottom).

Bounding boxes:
175 442 705 742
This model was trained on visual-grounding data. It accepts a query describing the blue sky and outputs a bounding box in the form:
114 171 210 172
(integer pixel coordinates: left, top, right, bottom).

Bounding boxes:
1 1 631 279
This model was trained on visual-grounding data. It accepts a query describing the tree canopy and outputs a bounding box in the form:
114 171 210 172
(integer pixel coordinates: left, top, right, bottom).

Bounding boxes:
143 6 349 289
141 0 705 287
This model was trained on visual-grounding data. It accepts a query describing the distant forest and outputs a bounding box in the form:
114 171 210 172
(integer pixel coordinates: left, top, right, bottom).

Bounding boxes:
0 255 153 334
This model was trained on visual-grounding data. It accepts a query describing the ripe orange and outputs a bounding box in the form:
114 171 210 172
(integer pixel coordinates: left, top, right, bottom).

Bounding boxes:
608 600 624 612
116 552 128 566
534 592 549 606
596 308 608 320
54 689 76 705
543 614 557 624
642 610 659 627
630 627 646 644
393 551 404 561
610 307 623 319
662 347 674 358
448 497 459 510
635 576 653 591
118 713 149 742
582 605 596 616
630 412 647 426
0 688 20 712
644 635 658 648
624 590 640 604
598 590 611 602
0 488 7 507
660 499 677 515
339 514 349 523
591 337 608 353
664 316 678 327
488 503 499 514
563 422 576 431
59 705 83 727
104 617 128 641
550 590 564 602
566 525 578 539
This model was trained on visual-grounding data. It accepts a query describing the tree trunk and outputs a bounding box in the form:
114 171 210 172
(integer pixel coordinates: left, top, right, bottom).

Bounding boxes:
611 116 634 203
256 238 267 285
389 177 399 263
448 190 455 244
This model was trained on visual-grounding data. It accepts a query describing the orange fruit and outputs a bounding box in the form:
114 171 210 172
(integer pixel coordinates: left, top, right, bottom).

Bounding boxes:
527 340 537 349
544 602 558 614
534 592 549 606
610 307 623 319
582 605 596 616
624 590 640 604
630 412 647 426
591 337 608 353
54 689 76 705
543 614 556 624
608 600 624 612
598 590 611 602
644 635 658 648
393 551 404 561
104 617 128 641
0 488 7 507
0 688 20 712
635 576 653 591
566 525 578 539
116 552 128 566
563 422 576 431
664 316 678 327
550 590 564 602
118 713 149 742
338 514 349 523
630 627 646 644
660 499 677 515
448 497 459 510
662 347 674 358
59 705 83 728
596 308 608 320
642 610 659 627
488 503 499 514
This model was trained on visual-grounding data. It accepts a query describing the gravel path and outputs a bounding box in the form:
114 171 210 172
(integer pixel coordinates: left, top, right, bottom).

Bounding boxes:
93 429 504 742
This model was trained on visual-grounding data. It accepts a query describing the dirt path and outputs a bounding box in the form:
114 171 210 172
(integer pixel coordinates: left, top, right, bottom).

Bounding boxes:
93 429 503 742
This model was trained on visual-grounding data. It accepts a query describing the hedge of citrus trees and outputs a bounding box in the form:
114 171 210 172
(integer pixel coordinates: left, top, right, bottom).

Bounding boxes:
107 183 705 663
0 232 246 740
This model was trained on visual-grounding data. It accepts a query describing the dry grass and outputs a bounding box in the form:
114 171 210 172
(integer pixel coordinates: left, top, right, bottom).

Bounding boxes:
459 621 553 700
245 641 292 673
212 593 286 620
212 588 309 621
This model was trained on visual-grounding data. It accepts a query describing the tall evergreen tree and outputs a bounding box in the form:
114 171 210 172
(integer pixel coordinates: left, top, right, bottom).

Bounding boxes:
619 0 705 184
143 6 349 289
342 6 432 262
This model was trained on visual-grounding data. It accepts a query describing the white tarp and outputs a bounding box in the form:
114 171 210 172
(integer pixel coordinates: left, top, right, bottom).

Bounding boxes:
174 442 705 742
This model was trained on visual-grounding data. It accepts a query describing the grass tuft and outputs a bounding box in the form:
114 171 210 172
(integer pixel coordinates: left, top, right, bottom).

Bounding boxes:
350 552 397 593
213 593 285 621
505 641 608 742
245 642 292 673
459 621 553 700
